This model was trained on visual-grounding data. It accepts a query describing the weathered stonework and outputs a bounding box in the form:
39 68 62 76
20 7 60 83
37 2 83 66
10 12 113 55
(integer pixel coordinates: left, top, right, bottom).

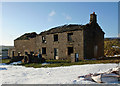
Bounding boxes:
8 12 105 60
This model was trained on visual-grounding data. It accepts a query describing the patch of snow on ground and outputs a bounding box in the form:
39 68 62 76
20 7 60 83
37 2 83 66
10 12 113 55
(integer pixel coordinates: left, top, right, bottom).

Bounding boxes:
10 61 22 65
0 63 118 84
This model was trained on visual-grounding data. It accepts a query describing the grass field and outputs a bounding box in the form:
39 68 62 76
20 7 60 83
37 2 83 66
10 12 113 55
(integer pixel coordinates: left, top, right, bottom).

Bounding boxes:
20 59 120 68
2 59 120 68
1 59 11 63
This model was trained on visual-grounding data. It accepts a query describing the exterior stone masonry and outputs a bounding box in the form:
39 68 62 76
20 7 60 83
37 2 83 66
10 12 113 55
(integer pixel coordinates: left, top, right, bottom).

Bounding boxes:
8 12 105 60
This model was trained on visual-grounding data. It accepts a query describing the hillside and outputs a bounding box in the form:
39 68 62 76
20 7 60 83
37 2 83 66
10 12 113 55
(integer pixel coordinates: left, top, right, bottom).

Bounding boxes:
104 37 120 57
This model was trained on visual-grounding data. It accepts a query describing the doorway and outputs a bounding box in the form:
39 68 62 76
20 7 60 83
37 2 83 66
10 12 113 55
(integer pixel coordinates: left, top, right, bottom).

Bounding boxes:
54 48 58 59
68 47 73 55
12 51 15 57
94 45 98 58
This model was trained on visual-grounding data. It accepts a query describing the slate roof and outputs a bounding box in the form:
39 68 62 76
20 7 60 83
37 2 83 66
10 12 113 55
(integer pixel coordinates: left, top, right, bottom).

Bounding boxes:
15 24 91 40
15 32 38 40
39 24 86 35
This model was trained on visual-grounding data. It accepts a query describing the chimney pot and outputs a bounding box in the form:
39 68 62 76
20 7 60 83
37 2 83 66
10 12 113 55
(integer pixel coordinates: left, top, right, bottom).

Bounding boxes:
90 12 97 23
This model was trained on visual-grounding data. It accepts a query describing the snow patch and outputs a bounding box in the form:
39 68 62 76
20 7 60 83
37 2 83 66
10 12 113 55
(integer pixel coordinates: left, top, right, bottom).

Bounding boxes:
0 63 119 84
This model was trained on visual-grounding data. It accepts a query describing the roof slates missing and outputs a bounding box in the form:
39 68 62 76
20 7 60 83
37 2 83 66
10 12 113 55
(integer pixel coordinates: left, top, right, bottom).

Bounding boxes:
39 24 84 35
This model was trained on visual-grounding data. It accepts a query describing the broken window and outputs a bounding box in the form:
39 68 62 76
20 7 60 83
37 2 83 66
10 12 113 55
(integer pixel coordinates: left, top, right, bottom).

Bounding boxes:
42 47 46 54
67 33 73 41
54 34 58 41
42 36 46 43
68 47 73 55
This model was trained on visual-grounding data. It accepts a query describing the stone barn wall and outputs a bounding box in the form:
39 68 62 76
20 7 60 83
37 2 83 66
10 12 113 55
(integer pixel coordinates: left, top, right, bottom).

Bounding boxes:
35 30 84 60
83 23 104 59
13 38 37 56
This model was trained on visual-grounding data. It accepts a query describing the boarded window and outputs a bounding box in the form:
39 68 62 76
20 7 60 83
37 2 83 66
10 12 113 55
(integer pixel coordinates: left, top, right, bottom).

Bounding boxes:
68 47 73 55
54 34 58 41
42 47 46 54
42 36 46 43
67 33 73 41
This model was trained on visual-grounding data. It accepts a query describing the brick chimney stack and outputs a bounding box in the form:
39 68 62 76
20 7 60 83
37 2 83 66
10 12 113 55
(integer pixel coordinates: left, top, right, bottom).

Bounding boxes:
90 12 97 24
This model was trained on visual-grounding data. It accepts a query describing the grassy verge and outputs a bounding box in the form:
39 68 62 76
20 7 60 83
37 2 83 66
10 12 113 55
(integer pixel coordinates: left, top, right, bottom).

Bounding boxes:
2 58 120 68
20 59 120 68
46 60 70 63
1 59 11 63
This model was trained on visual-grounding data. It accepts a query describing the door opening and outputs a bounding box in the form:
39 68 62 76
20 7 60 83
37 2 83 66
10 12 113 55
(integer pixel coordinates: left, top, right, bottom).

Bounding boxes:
54 48 58 59
94 45 98 58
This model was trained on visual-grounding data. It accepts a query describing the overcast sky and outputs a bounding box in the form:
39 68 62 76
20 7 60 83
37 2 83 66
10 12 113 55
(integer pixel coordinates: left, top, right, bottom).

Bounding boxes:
2 2 118 46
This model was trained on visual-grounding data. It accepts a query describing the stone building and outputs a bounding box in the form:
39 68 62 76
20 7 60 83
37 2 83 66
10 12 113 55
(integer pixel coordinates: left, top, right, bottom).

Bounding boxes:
8 12 105 60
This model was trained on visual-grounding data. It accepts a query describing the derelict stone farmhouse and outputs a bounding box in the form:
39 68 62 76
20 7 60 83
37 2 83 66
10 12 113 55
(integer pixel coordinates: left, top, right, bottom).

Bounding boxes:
9 12 105 61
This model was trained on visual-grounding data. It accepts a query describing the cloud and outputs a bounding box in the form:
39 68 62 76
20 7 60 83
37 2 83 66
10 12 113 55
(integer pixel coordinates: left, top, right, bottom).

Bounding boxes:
49 10 56 17
66 15 72 20
62 13 72 20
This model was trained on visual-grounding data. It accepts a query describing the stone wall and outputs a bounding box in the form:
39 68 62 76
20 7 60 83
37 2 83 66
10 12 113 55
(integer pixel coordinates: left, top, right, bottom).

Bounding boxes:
13 38 37 57
36 30 84 60
10 24 104 60
83 23 104 59
9 24 104 60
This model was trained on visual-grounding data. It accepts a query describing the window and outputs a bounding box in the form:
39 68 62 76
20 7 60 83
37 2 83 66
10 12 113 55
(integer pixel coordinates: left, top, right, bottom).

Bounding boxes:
68 47 73 55
54 34 58 41
42 47 46 54
42 36 46 43
67 33 73 41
